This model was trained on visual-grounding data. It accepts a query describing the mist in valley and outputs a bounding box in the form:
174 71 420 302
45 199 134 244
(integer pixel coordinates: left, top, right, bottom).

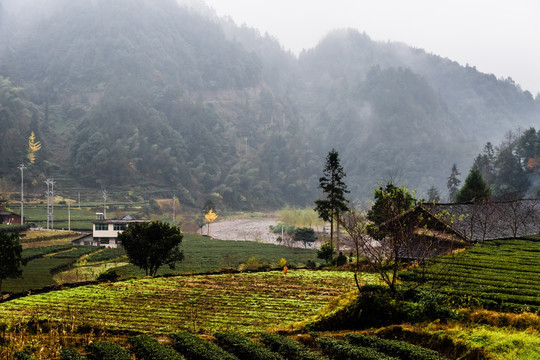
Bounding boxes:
1 0 539 208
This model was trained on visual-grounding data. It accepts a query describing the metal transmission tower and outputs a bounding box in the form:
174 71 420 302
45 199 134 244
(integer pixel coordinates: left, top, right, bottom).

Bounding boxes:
18 164 26 225
44 179 55 229
102 189 108 219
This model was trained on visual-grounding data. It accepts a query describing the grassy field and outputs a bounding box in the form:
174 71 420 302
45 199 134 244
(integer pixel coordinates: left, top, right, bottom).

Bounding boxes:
2 233 323 294
0 270 369 334
2 231 539 359
2 246 98 293
115 233 322 277
401 236 540 313
21 201 146 230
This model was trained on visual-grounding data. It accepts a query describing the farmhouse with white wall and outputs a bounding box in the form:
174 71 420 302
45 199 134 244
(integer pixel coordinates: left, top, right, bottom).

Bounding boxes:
72 213 147 248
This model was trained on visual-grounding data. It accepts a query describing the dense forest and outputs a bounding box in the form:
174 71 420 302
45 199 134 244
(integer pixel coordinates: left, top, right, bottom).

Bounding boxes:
0 0 539 209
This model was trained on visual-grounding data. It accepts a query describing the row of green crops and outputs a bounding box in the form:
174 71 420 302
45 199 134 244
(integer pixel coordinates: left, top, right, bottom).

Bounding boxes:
0 270 376 334
4 234 321 294
114 233 322 277
22 245 74 261
84 247 125 263
401 237 540 313
2 246 98 294
50 332 448 360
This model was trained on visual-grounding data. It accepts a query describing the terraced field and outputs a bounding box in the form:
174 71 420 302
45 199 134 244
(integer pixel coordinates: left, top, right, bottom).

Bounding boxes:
402 236 540 313
0 270 375 334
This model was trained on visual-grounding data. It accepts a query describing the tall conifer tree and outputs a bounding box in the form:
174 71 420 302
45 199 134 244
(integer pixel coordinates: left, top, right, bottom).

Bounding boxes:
314 149 349 251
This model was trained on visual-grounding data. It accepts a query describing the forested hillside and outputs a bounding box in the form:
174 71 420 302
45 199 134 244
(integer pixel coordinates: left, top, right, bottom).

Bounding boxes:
0 0 538 208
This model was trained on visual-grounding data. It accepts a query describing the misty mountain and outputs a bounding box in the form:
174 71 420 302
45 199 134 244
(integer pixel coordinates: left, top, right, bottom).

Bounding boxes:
0 0 538 209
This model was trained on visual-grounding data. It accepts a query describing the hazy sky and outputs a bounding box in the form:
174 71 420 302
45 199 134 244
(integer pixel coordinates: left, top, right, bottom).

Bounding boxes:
203 0 540 95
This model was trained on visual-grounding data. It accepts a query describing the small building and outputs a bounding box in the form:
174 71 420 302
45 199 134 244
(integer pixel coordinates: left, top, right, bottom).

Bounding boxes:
72 213 147 248
0 199 23 225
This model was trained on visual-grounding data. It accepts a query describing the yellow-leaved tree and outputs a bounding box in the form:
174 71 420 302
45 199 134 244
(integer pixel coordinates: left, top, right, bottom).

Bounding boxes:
204 209 218 236
27 131 41 164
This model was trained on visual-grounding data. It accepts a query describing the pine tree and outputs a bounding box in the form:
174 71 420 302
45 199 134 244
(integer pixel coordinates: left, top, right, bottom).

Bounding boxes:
447 163 461 202
455 166 492 203
314 149 349 250
427 186 441 203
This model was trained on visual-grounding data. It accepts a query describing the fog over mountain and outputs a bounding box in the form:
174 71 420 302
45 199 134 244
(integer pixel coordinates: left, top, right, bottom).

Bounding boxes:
1 0 538 209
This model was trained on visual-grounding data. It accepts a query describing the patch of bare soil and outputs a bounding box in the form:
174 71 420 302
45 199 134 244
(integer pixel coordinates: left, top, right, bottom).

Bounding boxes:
208 218 325 249
208 218 279 243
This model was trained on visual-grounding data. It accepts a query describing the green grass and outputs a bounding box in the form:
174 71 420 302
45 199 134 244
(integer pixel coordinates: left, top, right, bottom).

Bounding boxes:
0 270 366 334
3 233 321 292
2 246 98 294
426 324 540 360
19 202 144 231
401 237 540 313
114 233 321 277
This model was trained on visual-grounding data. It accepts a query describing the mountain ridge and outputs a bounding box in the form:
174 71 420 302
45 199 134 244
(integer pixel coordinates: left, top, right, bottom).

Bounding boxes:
0 0 538 209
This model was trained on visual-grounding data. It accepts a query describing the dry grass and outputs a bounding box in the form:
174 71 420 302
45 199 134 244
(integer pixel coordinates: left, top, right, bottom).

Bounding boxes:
21 229 83 248
460 309 540 331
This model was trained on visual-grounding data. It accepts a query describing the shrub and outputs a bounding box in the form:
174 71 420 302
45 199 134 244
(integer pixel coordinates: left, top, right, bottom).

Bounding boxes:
316 337 397 360
14 350 39 360
243 257 260 271
260 333 326 360
345 334 447 360
84 341 131 360
170 331 238 360
336 252 347 266
97 269 120 282
306 259 317 269
129 334 184 360
59 347 87 360
215 332 284 360
307 285 457 330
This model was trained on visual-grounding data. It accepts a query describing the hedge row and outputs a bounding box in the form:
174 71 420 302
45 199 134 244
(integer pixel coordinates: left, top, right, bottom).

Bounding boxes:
56 333 448 360
259 333 327 360
170 331 238 360
317 337 398 360
22 245 73 261
215 332 284 360
129 334 185 360
59 347 86 360
84 341 131 360
85 247 125 262
345 334 447 360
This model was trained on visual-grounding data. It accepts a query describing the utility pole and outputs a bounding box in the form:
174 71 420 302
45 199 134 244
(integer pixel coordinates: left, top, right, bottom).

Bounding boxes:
44 179 55 229
102 189 108 219
18 164 26 225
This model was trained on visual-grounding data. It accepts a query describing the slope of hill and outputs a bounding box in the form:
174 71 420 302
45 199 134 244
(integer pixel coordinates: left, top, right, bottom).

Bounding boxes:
1 0 538 208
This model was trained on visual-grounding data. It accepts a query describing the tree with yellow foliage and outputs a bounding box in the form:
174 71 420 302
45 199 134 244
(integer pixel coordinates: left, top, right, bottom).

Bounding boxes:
27 131 41 164
204 209 218 236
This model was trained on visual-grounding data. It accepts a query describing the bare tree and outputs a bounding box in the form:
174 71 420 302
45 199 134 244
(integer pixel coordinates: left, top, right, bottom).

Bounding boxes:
341 205 464 297
339 209 370 292
499 199 540 238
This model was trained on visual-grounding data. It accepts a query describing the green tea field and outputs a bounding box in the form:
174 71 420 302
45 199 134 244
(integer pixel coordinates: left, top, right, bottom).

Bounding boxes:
0 270 371 334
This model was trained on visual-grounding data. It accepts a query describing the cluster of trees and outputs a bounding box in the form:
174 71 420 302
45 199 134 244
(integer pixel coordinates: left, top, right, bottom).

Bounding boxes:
2 0 540 210
446 127 540 203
